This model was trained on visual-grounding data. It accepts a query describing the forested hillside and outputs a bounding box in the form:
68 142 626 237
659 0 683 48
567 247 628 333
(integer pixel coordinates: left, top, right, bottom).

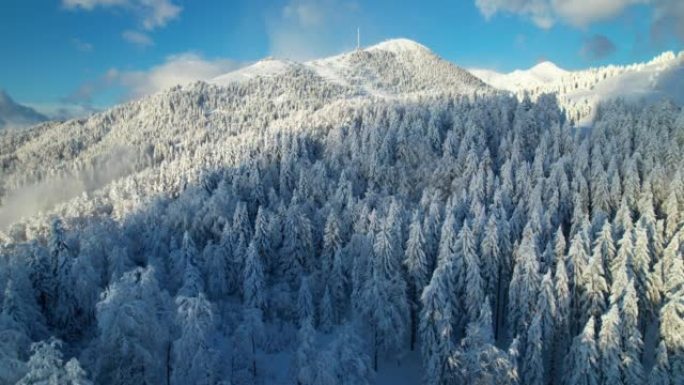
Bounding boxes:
0 40 682 385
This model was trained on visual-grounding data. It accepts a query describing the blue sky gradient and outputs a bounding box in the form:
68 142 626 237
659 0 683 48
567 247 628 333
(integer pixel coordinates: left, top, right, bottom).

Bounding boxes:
1 0 682 113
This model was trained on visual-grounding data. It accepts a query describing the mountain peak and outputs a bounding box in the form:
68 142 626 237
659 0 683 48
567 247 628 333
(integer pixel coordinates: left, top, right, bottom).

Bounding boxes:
530 61 567 76
0 90 48 129
0 89 11 105
366 38 431 54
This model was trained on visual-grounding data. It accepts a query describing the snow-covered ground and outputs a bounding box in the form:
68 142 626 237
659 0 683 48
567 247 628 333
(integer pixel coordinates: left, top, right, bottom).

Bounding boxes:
470 51 684 124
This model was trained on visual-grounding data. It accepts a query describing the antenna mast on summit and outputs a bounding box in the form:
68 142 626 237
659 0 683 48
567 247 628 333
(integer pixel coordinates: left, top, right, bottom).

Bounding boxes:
357 27 360 51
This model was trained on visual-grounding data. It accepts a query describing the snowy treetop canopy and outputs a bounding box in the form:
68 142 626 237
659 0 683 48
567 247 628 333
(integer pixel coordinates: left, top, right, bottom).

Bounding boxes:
0 38 683 385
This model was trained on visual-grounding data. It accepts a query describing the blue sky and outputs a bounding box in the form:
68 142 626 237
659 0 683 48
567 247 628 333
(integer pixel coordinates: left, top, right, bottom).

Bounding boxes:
1 0 682 115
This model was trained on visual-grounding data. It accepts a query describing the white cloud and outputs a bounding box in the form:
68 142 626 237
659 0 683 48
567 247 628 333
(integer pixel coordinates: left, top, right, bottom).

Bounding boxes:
62 54 242 116
116 53 241 98
266 0 361 60
283 1 326 27
551 0 646 27
475 0 684 35
476 0 555 28
122 30 154 47
62 0 181 30
650 0 684 42
71 38 94 52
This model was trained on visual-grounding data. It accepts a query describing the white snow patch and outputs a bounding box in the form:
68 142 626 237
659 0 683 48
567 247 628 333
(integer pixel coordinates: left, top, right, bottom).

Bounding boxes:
211 58 298 86
365 38 431 54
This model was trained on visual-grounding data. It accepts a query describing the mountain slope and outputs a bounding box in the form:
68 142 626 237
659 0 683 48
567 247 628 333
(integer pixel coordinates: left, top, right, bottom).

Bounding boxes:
210 38 490 98
470 61 568 91
470 51 684 123
0 90 48 130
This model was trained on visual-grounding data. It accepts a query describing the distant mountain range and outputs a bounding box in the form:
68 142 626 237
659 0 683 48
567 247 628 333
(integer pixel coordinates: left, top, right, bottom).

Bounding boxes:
0 90 47 130
470 51 684 123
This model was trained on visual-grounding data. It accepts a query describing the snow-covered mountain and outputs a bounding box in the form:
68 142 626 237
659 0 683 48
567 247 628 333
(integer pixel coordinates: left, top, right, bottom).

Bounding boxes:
470 51 684 123
0 38 683 385
470 61 568 91
0 90 48 130
211 38 489 97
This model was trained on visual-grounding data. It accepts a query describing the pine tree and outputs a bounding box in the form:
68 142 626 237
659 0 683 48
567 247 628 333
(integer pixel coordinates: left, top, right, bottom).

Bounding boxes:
295 317 318 385
620 280 645 385
17 338 92 385
243 241 266 311
632 223 653 317
457 298 518 385
536 271 556 376
330 248 348 314
580 255 608 326
609 229 633 306
419 262 456 385
462 222 485 323
522 312 545 385
232 308 264 385
172 293 218 385
508 225 541 337
322 210 343 276
659 254 684 384
298 275 314 324
95 267 171 385
568 230 589 332
594 220 615 281
329 322 373 385
405 209 429 350
649 341 670 385
598 304 623 385
663 191 679 241
252 206 272 274
564 317 599 385
319 284 334 332
481 217 501 297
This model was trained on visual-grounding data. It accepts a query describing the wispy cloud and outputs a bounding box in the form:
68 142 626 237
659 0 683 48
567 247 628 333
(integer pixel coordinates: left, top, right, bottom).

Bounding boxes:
266 0 362 60
122 30 154 47
474 0 684 43
62 0 181 30
71 38 94 52
66 53 243 105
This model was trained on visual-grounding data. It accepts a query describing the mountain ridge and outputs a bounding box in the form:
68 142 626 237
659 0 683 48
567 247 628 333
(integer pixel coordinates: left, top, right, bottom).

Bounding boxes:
0 89 48 130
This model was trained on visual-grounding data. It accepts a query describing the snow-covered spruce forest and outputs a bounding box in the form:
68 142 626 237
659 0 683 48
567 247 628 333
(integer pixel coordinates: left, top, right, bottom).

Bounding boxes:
0 40 683 385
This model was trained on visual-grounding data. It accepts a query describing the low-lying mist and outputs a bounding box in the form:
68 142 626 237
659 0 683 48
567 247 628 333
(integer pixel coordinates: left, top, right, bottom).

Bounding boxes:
0 147 137 229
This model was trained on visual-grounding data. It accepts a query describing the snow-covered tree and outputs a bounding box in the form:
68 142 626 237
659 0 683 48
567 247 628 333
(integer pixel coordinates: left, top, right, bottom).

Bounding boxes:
564 317 599 385
598 304 622 385
243 240 266 311
17 338 92 385
522 312 544 385
94 267 171 385
508 225 541 337
171 293 218 385
649 340 670 385
404 209 429 350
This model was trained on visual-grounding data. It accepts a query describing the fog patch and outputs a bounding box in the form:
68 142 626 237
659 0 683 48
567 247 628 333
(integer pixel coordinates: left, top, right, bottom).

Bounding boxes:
0 147 137 228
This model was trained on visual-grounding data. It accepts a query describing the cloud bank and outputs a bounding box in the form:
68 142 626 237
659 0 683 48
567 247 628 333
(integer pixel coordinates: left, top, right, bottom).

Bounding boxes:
116 53 241 98
475 0 684 42
67 53 243 105
62 0 181 30
266 0 361 60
